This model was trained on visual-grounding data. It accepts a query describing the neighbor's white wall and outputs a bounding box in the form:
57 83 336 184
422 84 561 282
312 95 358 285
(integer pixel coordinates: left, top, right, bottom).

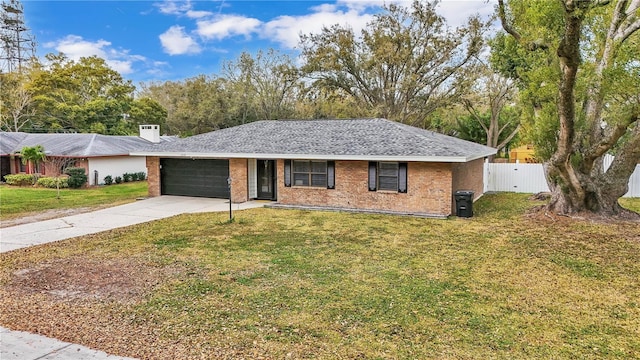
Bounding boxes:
88 156 147 185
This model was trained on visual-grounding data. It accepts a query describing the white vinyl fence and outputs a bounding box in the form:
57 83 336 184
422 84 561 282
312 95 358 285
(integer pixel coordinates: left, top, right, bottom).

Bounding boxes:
484 155 640 198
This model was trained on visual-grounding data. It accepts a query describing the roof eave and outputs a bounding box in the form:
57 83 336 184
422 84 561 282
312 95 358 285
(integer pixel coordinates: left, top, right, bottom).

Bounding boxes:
130 151 496 163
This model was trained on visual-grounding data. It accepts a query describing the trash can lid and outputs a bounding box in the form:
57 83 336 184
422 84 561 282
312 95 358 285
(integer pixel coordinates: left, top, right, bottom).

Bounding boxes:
454 190 474 195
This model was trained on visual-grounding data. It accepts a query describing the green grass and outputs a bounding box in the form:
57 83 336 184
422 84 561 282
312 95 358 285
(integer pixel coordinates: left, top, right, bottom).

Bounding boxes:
0 181 148 220
1 193 638 359
620 197 640 213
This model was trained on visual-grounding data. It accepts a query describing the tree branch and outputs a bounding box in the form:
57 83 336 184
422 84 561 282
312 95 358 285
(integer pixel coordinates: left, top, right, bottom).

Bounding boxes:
497 123 521 151
497 0 549 50
497 0 521 42
588 112 639 163
462 99 489 133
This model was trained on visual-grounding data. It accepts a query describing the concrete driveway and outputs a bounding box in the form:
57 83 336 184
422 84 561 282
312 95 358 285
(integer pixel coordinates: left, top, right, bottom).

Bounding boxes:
1 195 265 253
0 196 265 359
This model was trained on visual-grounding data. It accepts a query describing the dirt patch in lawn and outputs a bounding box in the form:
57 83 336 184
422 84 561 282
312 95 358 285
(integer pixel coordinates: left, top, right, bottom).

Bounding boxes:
5 256 179 303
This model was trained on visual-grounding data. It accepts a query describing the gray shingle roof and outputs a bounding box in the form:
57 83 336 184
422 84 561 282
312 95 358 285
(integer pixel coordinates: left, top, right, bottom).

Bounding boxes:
132 118 496 162
0 132 176 157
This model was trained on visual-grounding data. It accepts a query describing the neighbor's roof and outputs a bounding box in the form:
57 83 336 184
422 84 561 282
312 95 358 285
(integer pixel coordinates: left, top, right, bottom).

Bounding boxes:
0 132 176 157
131 119 496 162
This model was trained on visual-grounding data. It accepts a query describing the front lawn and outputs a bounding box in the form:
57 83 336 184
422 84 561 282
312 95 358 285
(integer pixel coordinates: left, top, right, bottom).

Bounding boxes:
0 193 639 359
0 182 148 221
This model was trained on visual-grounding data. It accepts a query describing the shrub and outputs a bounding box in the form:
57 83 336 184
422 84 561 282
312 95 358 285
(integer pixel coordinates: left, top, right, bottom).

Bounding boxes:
130 172 139 181
4 174 36 186
114 176 122 184
136 172 146 181
122 172 131 183
65 167 88 188
36 176 69 189
103 175 113 185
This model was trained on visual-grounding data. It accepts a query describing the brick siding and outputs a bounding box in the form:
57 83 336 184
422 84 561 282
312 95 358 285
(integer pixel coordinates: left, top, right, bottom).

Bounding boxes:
146 156 160 197
276 160 454 216
144 156 486 217
451 158 485 213
230 158 248 203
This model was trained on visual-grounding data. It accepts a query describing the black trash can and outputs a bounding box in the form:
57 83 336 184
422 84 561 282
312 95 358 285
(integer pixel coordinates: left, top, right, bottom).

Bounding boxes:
454 190 474 218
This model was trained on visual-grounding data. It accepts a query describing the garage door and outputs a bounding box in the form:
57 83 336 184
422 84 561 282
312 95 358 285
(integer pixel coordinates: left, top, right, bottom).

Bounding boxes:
161 158 229 198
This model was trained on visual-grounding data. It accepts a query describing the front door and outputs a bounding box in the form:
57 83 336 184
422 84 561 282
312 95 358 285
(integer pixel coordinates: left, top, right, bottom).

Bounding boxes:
257 159 276 200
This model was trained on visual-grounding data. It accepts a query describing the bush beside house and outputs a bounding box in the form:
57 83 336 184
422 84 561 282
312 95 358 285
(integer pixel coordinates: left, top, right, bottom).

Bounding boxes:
65 167 88 189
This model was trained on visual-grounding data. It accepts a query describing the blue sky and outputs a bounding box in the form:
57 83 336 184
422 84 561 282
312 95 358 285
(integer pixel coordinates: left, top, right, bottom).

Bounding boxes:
23 0 495 84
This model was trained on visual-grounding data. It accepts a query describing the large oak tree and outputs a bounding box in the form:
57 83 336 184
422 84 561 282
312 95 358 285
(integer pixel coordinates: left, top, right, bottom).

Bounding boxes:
223 49 301 122
497 0 640 218
300 0 485 128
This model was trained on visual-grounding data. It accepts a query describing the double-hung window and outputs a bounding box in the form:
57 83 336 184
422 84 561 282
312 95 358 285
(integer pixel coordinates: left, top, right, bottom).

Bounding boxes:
369 161 408 193
293 160 326 187
285 160 335 189
378 162 399 191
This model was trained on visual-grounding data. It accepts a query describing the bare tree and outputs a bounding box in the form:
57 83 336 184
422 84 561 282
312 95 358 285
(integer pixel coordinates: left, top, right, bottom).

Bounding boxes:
0 73 34 131
461 65 520 161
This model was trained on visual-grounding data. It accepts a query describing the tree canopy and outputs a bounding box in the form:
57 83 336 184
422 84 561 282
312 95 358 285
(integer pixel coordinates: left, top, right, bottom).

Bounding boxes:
10 54 166 135
300 0 486 128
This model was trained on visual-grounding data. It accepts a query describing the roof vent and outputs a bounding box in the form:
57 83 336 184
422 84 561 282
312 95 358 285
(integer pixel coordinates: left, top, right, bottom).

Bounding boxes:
139 124 160 143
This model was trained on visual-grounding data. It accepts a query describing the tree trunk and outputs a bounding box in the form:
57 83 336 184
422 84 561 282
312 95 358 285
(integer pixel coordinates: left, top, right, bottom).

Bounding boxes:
497 0 640 219
545 162 632 216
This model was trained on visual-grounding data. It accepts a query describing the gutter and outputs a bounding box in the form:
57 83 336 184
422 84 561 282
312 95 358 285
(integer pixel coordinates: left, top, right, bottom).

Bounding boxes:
129 151 496 163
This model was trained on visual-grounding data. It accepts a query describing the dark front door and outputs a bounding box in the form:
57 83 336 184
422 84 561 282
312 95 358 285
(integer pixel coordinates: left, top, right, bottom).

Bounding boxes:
257 160 276 200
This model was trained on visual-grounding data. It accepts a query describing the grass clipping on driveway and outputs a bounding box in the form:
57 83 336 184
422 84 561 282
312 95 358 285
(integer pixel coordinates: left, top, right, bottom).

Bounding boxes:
1 194 639 359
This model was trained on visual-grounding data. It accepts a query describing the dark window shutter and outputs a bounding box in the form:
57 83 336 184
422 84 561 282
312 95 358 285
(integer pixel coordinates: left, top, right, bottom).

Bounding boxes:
368 161 377 191
327 161 335 189
398 162 408 193
284 160 291 187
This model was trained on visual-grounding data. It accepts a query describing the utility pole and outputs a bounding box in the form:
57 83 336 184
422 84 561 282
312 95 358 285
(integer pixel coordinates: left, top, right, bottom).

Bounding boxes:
0 0 36 73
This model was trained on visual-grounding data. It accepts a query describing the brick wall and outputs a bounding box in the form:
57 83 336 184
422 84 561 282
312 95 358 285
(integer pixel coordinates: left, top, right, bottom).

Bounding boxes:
230 158 248 203
451 158 485 212
146 156 160 197
276 160 454 216
40 158 89 186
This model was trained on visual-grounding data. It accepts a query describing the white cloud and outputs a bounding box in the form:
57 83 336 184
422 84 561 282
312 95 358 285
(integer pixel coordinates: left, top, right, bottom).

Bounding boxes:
186 9 214 19
156 0 216 18
154 0 495 53
196 15 261 40
155 0 193 15
159 25 202 55
263 8 374 49
336 0 409 11
436 0 496 28
43 35 145 74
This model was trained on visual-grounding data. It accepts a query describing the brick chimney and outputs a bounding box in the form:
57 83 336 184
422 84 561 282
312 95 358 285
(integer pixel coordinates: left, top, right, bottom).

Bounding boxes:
139 124 160 143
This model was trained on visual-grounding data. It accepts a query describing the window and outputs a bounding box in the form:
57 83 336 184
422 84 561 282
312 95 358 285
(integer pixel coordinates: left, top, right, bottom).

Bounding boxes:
293 160 327 187
285 160 335 189
378 162 399 191
369 161 407 193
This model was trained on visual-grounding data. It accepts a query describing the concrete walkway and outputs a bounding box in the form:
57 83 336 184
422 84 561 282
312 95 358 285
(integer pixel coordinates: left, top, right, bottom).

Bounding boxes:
1 195 265 253
0 196 265 359
0 327 136 360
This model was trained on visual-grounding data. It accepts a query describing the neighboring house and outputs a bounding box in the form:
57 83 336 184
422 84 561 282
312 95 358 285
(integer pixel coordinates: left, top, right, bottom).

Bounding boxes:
509 144 538 163
132 119 496 218
0 125 175 185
